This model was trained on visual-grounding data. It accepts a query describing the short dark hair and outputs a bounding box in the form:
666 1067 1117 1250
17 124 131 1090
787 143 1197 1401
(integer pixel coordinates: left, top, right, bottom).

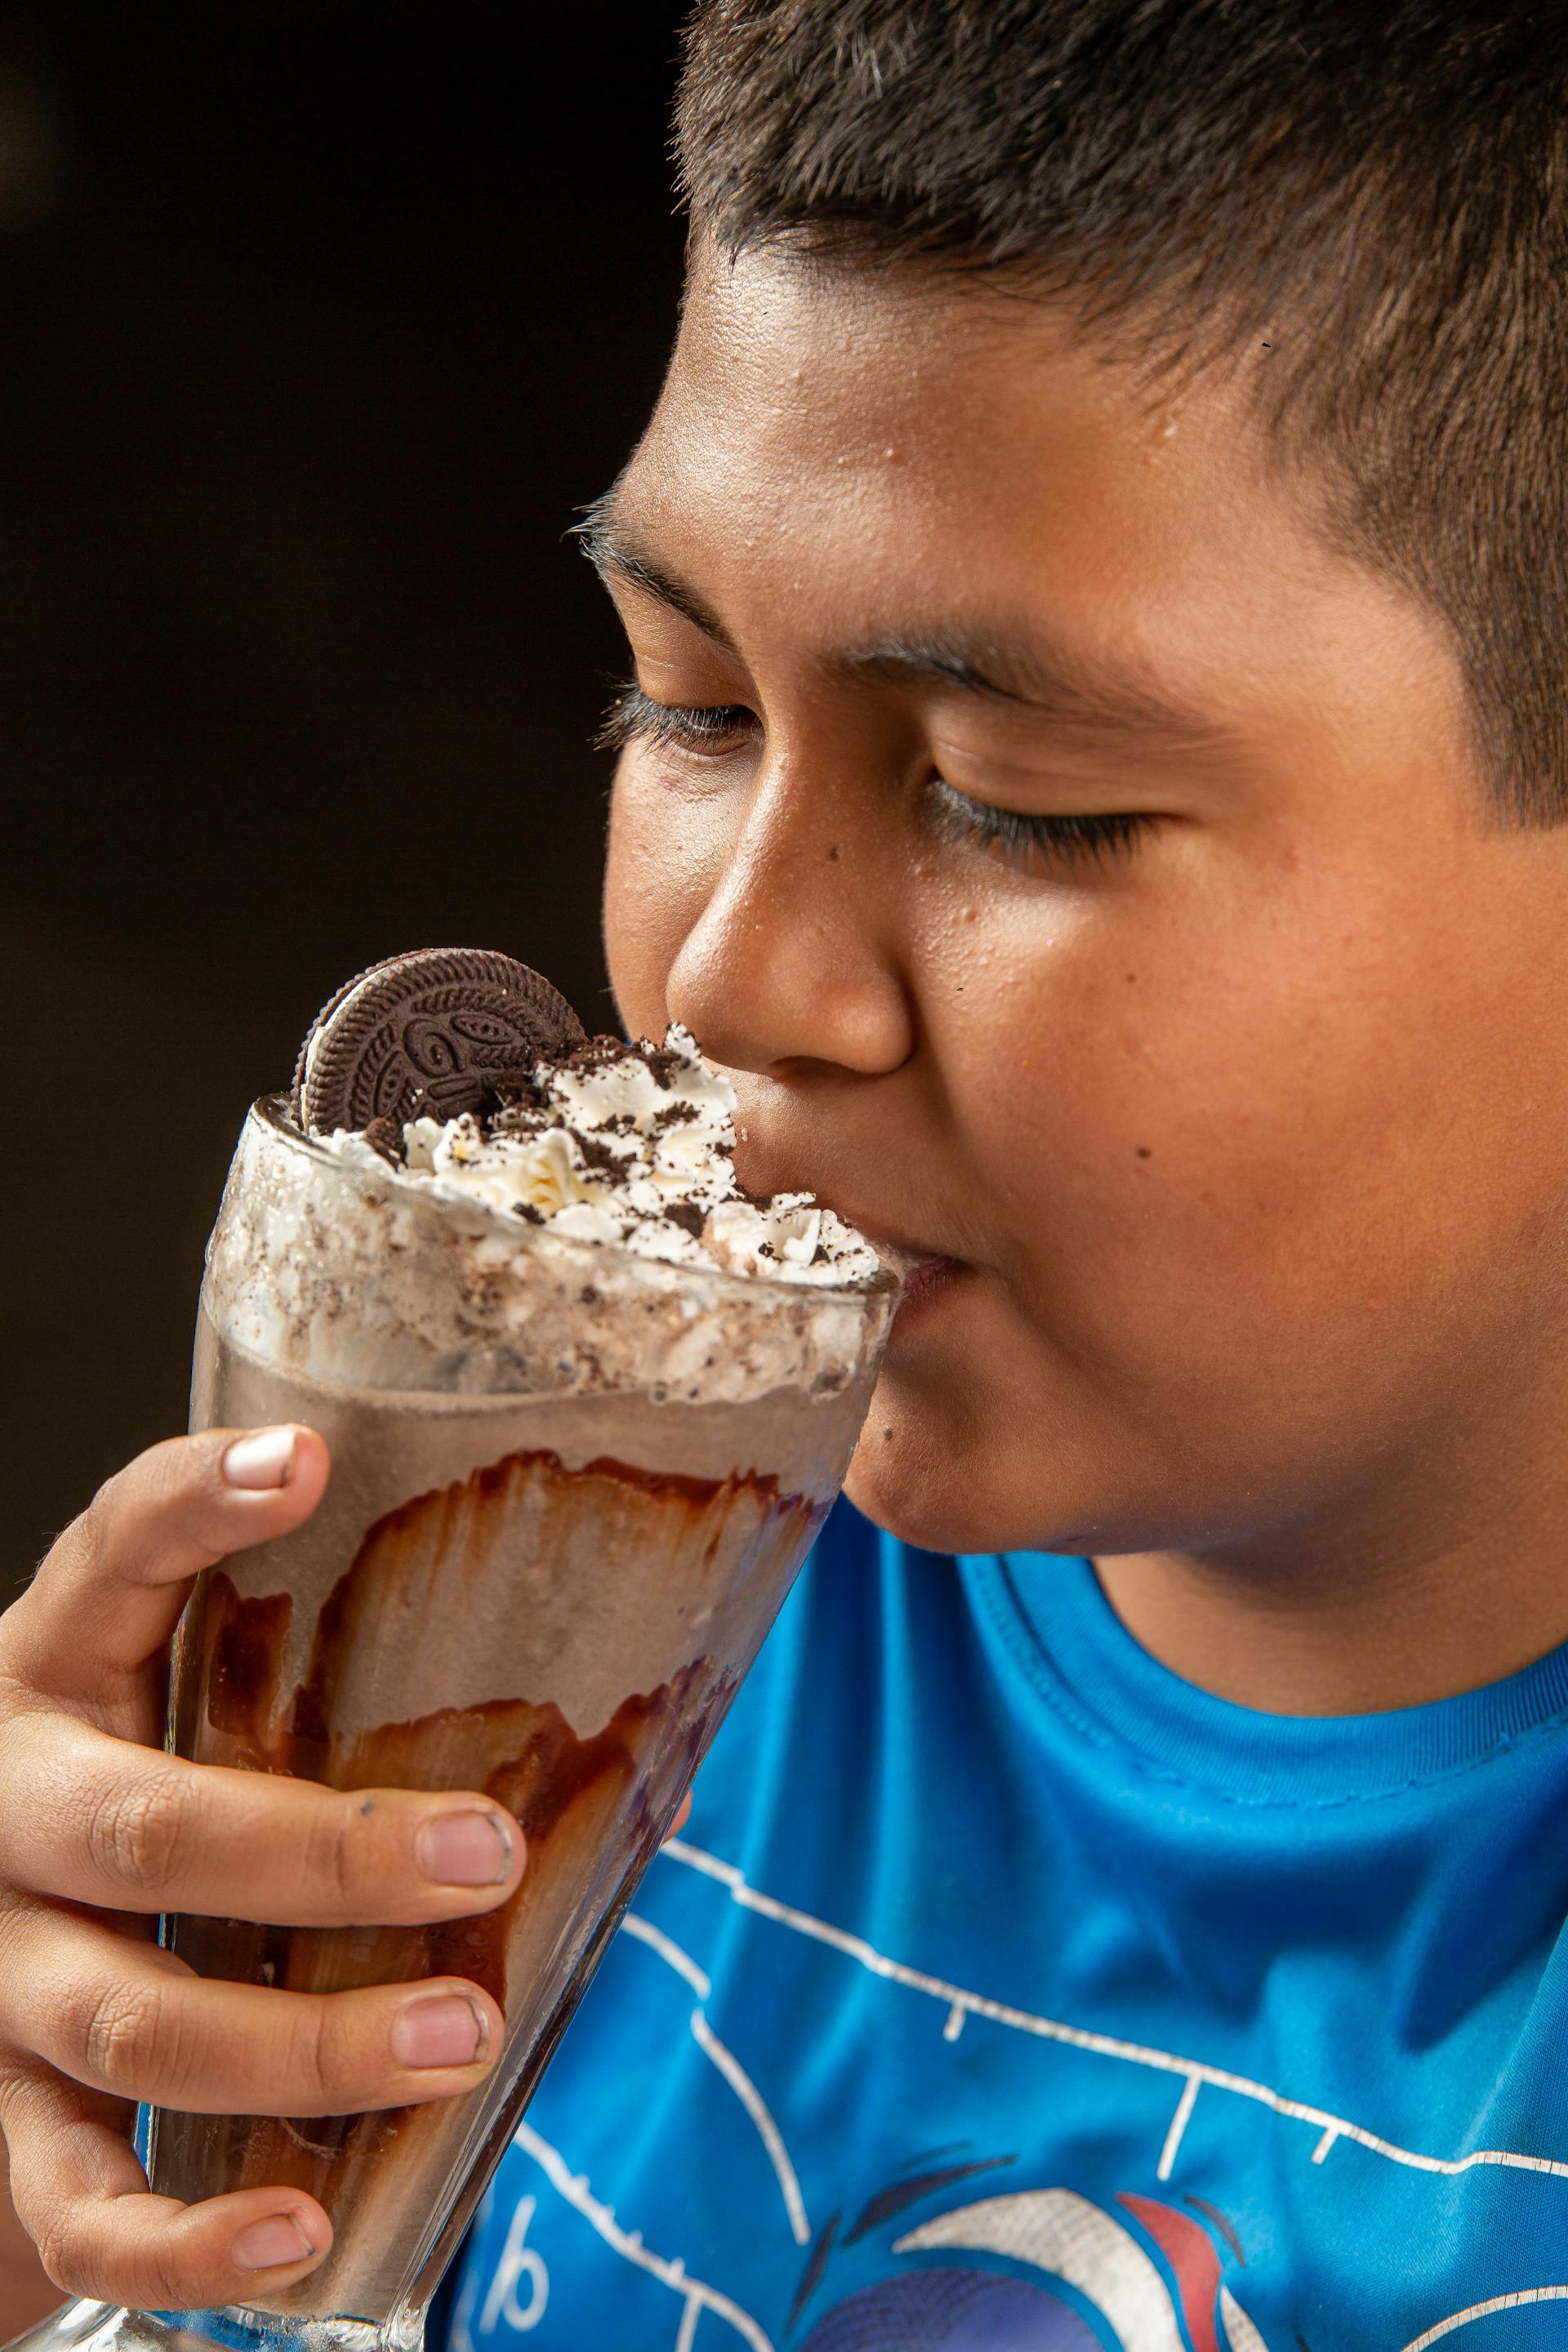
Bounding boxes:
675 1 1568 822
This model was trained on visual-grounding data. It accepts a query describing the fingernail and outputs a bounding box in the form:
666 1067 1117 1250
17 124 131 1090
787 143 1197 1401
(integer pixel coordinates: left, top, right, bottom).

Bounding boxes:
415 1809 515 1887
391 1993 488 2070
222 1428 298 1490
232 2213 317 2272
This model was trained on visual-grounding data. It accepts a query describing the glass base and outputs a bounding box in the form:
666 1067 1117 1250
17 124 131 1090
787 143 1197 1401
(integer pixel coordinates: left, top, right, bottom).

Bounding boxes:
4 2304 423 2352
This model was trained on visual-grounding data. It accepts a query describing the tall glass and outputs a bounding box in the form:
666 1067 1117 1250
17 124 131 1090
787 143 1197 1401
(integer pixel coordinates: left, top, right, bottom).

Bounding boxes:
14 1098 895 2352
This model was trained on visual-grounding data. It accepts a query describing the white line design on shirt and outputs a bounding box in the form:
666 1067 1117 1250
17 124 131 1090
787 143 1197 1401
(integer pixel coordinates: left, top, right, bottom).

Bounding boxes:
1399 2287 1568 2348
623 1912 711 1999
511 2118 776 2352
1156 2074 1201 2182
621 1911 813 2247
659 1838 1568 2185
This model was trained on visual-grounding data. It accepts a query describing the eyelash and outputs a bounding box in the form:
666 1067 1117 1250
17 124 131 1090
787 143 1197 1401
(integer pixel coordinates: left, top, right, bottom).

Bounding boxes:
597 682 1156 871
924 777 1153 870
595 682 756 755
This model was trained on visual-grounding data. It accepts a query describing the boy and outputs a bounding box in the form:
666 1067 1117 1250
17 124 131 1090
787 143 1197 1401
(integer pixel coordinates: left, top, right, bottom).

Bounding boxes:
4 0 1568 2341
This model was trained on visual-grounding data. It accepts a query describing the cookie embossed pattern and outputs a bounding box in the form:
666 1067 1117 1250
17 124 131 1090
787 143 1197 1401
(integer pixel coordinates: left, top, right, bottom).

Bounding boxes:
11 951 898 2352
292 949 586 1136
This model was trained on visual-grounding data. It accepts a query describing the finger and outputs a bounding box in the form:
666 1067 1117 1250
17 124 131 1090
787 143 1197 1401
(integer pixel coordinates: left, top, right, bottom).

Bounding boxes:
1 1714 524 1925
664 1792 693 1842
7 1909 504 2118
2 1428 332 1706
1 2065 332 2313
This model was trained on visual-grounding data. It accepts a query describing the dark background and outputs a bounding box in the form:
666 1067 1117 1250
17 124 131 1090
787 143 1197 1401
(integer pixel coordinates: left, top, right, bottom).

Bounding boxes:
1 6 689 1600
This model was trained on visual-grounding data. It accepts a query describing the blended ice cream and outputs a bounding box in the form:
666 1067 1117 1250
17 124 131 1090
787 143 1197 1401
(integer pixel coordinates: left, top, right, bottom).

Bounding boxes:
322 1021 882 1290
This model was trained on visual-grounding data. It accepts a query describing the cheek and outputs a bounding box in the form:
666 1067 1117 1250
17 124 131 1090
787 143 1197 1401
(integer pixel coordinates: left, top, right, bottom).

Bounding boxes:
931 893 1361 1304
602 760 716 1036
947 871 1521 1392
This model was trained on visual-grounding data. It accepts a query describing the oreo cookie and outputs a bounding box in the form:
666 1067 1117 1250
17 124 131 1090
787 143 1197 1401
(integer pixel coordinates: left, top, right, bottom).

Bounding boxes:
292 948 586 1135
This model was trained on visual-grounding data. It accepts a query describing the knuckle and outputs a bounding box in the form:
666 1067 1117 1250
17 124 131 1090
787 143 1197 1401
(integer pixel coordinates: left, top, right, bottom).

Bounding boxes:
74 1482 118 1575
38 1495 110 1606
78 1980 168 2093
289 1996 362 2110
38 2202 182 2313
74 1441 207 1588
33 2205 82 2293
0 1898 40 1993
21 1437 198 1611
0 1666 38 1731
30 2197 121 2303
89 1465 172 1585
83 1771 192 1895
128 2237 192 2314
302 1795 366 1918
43 1475 138 1601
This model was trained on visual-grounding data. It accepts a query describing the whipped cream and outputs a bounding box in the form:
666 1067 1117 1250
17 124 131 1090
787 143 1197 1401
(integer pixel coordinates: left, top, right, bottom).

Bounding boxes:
318 1024 882 1291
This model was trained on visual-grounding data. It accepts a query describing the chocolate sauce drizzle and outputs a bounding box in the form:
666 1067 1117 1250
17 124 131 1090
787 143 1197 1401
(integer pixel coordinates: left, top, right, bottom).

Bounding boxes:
154 1446 817 2246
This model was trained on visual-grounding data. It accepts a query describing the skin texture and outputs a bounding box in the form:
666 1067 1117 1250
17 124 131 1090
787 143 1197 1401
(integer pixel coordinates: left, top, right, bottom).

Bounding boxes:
598 242 1568 1714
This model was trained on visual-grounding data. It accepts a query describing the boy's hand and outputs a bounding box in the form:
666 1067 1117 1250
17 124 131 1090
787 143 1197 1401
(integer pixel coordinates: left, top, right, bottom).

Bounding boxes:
0 1428 523 2314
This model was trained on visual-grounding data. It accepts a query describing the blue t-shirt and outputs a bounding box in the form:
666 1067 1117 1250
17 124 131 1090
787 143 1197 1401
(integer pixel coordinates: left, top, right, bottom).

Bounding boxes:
447 1503 1568 2350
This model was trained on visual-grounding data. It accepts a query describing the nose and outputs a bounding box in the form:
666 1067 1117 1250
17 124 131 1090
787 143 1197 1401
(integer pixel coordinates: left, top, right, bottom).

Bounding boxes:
665 755 915 1080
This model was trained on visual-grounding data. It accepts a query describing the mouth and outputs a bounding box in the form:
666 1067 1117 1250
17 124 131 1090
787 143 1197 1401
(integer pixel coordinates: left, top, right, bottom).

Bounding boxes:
855 1229 970 1321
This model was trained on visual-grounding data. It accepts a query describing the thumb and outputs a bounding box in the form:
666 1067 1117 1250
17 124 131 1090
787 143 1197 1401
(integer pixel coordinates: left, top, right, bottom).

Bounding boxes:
2 1428 331 1707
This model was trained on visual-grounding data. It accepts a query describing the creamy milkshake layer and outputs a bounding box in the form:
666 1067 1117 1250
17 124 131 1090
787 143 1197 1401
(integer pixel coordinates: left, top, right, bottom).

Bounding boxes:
209 1022 888 1406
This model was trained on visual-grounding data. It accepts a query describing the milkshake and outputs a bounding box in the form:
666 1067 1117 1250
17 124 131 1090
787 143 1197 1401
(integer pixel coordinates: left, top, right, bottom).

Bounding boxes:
142 954 895 2347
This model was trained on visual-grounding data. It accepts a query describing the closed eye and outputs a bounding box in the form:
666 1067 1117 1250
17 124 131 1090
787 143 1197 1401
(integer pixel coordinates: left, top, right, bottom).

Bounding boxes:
598 683 1157 872
596 680 756 755
926 777 1156 871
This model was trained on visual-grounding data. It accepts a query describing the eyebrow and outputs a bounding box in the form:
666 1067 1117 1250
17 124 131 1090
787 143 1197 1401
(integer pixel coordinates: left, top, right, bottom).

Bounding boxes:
578 492 738 649
577 493 1226 750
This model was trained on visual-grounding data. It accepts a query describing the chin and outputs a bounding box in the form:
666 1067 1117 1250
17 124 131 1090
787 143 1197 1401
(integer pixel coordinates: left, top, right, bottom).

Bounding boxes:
840 1374 1185 1560
843 1428 1036 1556
844 1281 1111 1554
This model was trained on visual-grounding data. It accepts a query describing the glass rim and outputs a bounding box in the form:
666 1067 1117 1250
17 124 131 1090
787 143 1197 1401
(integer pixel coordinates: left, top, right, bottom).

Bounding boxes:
249 1093 901 1314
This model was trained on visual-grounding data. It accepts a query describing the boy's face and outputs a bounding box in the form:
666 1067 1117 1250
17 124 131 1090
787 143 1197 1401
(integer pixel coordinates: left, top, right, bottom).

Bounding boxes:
597 245 1568 1560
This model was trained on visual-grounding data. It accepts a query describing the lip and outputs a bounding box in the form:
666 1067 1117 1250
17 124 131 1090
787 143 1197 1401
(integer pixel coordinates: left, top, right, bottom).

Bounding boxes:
854 1228 969 1321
